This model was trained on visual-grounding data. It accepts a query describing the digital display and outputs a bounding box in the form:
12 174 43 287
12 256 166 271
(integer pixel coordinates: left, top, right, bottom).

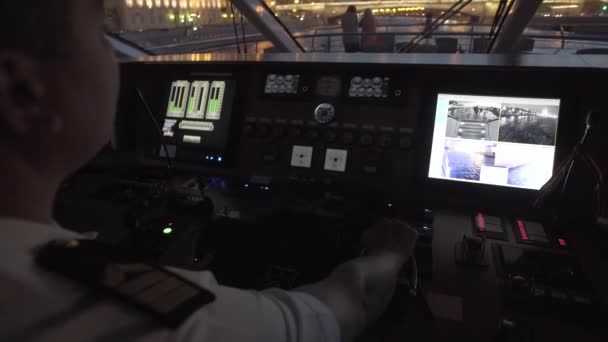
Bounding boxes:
316 76 342 97
428 94 560 190
161 79 235 160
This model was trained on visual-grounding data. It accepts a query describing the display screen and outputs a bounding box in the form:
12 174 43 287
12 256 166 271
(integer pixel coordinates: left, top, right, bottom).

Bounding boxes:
160 79 235 160
428 94 560 190
316 76 342 97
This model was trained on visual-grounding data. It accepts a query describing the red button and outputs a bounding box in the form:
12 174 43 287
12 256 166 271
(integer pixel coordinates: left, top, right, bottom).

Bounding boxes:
477 213 485 232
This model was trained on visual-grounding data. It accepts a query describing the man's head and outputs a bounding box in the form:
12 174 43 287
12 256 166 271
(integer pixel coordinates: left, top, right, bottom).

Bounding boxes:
0 0 119 177
347 6 357 14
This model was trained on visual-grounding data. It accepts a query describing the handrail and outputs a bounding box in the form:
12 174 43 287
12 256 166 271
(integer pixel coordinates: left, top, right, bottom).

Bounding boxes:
188 31 608 54
293 31 608 40
155 27 608 54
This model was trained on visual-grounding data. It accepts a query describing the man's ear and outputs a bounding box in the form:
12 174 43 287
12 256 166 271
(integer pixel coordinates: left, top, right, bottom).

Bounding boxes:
0 50 45 136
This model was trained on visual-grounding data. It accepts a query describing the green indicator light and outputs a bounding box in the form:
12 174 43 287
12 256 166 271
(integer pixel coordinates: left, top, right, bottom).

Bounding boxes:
163 227 173 235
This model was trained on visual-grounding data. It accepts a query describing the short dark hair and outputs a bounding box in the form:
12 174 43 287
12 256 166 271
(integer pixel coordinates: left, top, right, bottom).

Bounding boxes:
0 1 71 58
347 5 357 13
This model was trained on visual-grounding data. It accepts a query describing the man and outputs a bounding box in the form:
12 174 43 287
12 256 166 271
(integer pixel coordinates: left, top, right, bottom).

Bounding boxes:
0 1 418 341
341 6 360 53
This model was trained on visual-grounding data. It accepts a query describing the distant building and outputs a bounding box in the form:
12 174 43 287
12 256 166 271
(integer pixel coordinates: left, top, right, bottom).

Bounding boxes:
106 0 230 32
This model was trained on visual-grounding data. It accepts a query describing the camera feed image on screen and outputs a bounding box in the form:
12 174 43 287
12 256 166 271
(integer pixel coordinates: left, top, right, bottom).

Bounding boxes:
160 79 234 155
428 94 560 190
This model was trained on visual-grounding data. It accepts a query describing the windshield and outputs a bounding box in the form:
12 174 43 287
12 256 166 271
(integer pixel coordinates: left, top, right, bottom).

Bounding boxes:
105 0 274 54
105 0 608 55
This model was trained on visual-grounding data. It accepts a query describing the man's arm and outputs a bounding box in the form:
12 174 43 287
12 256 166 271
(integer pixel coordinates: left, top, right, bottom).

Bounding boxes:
297 219 417 342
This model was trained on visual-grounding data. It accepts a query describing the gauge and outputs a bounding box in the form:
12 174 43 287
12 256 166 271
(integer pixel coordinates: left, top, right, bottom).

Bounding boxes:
314 103 336 125
372 77 383 88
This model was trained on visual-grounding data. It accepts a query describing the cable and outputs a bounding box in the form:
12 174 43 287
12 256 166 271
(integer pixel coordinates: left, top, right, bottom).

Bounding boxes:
239 13 248 54
230 3 241 54
399 0 472 53
488 0 508 38
561 111 599 194
136 88 173 175
487 0 515 53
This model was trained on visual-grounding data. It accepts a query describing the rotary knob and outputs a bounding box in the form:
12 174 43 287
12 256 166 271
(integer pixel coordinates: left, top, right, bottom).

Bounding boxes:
314 103 336 125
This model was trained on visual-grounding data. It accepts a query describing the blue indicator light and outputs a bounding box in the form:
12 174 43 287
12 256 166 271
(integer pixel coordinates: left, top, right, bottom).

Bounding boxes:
244 183 249 188
210 156 215 161
218 156 223 162
264 186 270 191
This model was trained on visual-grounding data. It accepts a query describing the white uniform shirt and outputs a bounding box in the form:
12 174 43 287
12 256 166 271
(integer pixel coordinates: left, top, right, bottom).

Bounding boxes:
0 218 340 342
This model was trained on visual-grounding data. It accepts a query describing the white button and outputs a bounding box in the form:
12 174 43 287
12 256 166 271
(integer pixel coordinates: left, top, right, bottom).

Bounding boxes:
183 135 201 144
324 149 348 172
291 145 313 168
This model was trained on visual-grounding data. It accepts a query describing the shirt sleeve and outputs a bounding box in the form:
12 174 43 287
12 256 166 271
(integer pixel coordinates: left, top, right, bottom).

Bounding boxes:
169 268 340 342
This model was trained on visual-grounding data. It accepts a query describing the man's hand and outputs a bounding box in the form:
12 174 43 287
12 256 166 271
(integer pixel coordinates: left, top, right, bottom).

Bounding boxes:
361 218 418 261
298 219 418 342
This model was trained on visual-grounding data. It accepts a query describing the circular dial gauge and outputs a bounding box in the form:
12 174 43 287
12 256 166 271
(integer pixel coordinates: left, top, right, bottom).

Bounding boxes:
314 103 336 125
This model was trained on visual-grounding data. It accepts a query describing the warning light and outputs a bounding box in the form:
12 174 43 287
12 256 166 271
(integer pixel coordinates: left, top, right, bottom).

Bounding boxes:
558 238 567 247
517 220 529 241
163 227 173 235
477 213 486 232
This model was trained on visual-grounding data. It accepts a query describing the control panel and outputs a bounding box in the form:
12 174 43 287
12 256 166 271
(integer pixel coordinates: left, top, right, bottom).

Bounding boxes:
117 55 606 207
238 66 418 196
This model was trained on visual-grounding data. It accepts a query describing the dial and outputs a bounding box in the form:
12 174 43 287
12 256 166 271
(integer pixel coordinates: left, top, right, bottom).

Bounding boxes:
314 103 336 125
372 77 383 88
